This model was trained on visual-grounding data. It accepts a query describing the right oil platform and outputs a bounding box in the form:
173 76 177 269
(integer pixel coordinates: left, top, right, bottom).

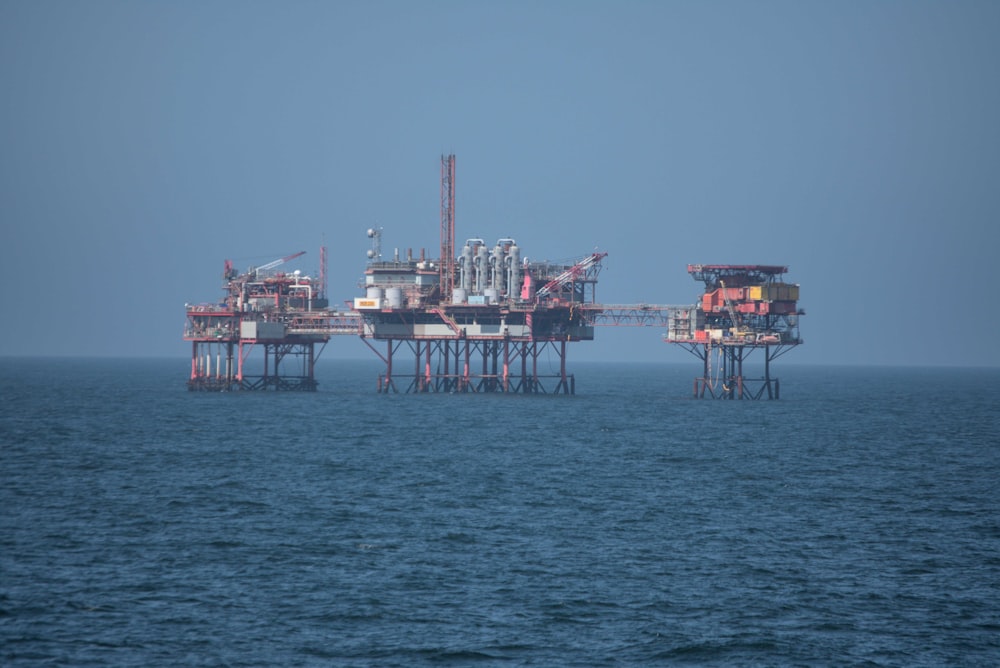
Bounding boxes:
664 264 804 400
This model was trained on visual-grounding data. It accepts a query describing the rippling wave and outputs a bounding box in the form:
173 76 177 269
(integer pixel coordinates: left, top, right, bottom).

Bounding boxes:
2 359 999 665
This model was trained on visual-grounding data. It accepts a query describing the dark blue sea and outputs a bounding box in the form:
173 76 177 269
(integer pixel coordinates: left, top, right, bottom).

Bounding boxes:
2 357 999 666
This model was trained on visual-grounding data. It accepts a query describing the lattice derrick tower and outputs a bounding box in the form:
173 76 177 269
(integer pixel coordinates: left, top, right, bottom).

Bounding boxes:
440 154 456 300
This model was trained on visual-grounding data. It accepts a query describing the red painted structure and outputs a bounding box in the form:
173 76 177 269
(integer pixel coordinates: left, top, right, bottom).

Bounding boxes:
440 154 456 299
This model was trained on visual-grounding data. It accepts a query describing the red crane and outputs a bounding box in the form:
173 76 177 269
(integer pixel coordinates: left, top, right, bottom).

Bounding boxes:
536 252 608 299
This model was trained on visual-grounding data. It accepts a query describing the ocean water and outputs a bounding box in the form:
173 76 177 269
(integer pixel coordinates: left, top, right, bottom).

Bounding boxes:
2 357 999 666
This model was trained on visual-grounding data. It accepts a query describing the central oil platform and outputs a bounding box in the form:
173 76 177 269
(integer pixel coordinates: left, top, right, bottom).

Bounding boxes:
184 155 803 397
354 156 605 393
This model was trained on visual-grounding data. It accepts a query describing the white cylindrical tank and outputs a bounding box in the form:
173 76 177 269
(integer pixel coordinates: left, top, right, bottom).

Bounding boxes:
366 286 383 299
386 287 403 308
460 244 474 291
491 244 505 293
452 288 467 304
475 245 489 293
484 288 500 304
508 244 521 299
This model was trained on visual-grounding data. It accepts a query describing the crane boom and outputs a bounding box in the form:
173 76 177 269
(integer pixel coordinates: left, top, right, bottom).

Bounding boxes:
255 251 306 277
536 252 607 298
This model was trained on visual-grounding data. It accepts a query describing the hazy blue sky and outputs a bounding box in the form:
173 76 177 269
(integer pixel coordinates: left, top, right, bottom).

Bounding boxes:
2 1 997 366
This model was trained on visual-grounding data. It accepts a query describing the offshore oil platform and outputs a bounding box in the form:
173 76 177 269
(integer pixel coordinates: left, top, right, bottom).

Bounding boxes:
183 250 359 391
184 155 803 398
664 264 802 399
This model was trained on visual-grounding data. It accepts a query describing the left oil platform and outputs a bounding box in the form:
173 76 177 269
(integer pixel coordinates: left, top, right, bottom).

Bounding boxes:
184 154 608 393
184 249 361 391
